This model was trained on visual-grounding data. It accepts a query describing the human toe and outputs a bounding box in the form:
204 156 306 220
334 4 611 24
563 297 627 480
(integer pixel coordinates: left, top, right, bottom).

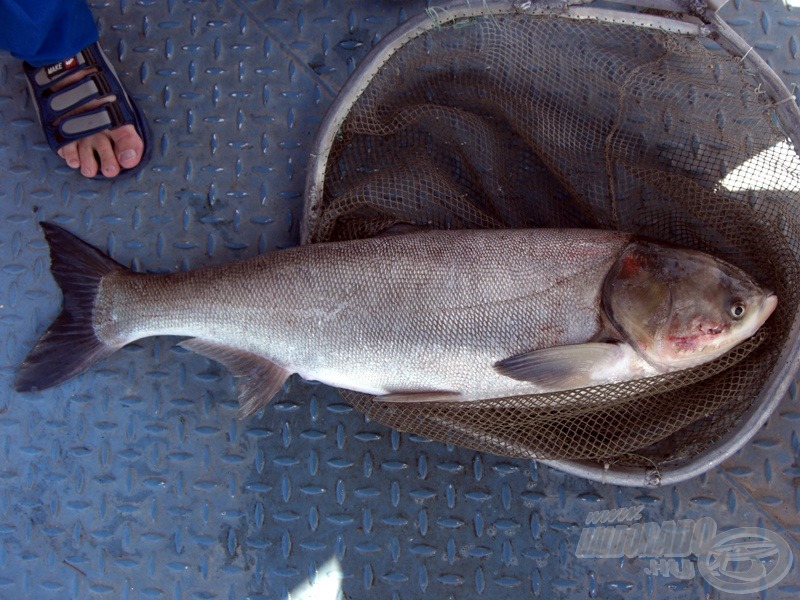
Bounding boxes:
96 136 121 178
78 140 101 178
58 143 81 169
109 125 144 169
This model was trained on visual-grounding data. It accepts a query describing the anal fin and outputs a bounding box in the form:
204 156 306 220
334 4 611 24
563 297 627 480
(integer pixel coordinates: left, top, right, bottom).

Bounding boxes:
376 391 464 404
180 339 291 418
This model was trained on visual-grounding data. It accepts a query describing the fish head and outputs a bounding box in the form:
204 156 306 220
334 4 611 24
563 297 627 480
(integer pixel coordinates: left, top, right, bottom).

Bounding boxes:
604 241 778 372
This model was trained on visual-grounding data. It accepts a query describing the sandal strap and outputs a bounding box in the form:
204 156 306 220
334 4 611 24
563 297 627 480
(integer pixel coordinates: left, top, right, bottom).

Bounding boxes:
56 102 125 147
28 49 95 89
47 73 112 116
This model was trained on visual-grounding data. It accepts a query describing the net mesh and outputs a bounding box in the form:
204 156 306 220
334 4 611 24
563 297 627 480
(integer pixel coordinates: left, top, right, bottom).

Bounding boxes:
305 12 800 467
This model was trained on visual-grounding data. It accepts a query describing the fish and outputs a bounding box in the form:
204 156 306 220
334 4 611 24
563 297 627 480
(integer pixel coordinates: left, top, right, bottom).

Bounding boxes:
15 223 777 417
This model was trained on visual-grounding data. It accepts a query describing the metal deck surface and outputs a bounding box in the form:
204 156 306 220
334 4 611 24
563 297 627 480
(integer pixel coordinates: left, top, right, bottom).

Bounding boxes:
1 0 799 598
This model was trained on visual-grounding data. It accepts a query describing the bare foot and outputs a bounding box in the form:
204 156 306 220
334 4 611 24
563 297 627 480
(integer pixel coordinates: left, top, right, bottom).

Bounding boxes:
50 67 144 178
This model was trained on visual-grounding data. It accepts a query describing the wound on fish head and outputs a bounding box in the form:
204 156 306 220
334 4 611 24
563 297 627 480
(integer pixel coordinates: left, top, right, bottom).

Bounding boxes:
603 241 778 371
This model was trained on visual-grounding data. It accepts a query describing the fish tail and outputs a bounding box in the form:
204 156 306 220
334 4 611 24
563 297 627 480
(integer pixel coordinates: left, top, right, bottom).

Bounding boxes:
15 223 124 392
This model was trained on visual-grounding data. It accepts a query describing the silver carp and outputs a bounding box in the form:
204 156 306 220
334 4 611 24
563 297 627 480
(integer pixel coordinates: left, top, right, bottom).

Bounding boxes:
15 224 777 417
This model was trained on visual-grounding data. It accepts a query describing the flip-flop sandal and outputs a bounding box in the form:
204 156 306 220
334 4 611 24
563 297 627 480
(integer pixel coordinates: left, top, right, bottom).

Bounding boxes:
23 41 152 180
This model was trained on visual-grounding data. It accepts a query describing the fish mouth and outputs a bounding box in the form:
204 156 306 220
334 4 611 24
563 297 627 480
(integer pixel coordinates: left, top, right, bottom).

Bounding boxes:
667 331 725 353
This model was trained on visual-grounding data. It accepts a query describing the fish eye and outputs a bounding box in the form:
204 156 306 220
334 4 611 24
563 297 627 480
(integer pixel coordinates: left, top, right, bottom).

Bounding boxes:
730 301 746 320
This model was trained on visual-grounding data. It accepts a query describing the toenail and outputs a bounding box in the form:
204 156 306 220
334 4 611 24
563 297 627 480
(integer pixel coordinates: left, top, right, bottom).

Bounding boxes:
68 159 80 168
119 149 138 163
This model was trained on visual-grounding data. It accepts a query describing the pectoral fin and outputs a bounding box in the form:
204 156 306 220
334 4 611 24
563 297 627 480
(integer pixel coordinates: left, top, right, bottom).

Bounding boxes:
493 343 629 390
180 339 291 418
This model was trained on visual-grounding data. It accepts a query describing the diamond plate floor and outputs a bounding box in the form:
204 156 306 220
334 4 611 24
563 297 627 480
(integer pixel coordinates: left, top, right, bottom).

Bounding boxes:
0 1 799 598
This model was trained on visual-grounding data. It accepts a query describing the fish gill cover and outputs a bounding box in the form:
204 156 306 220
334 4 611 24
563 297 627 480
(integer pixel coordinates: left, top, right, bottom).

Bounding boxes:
304 6 800 469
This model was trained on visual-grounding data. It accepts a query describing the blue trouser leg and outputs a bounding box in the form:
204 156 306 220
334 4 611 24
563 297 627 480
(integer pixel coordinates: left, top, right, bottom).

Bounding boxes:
0 0 98 67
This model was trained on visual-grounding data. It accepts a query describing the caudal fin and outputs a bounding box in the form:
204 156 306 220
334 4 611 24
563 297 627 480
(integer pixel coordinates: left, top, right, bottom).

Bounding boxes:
15 223 125 392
